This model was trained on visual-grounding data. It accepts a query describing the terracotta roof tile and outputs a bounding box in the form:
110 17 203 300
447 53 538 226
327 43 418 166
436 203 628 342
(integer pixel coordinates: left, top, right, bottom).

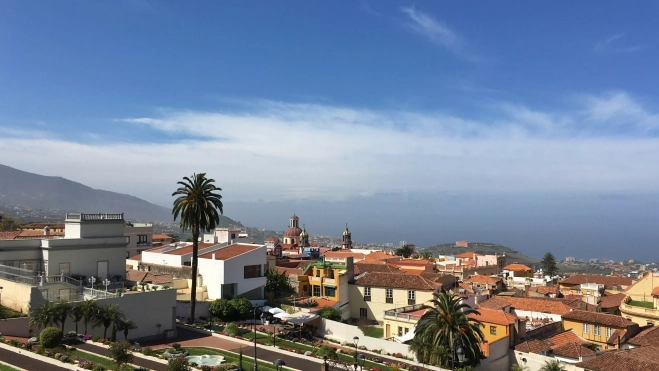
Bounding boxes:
607 329 628 345
547 330 584 349
275 267 303 277
551 341 596 359
477 297 511 310
355 272 442 291
504 263 533 271
165 243 218 255
559 274 633 287
198 244 262 260
627 326 659 347
130 253 143 261
515 339 552 354
468 308 518 326
600 293 627 309
515 330 583 354
527 285 559 295
465 275 501 284
353 263 400 275
455 252 483 259
492 296 575 315
652 286 659 296
562 310 637 328
575 346 659 371
0 231 22 240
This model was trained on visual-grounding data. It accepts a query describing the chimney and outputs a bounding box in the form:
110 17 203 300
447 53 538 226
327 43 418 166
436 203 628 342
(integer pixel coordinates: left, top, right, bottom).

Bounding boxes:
212 253 216 260
44 226 50 236
346 257 355 284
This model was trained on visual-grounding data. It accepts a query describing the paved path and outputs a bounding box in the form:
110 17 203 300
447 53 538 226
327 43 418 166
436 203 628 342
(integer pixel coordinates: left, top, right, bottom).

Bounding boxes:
0 347 70 371
144 327 321 371
76 342 168 371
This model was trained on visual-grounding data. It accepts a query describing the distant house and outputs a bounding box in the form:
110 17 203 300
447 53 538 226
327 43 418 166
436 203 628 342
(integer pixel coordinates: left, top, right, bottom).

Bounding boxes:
558 274 633 295
561 310 639 350
503 263 534 278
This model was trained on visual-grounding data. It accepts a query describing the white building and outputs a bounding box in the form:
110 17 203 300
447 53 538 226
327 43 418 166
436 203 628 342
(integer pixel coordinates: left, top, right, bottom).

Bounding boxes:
124 222 153 258
203 228 250 245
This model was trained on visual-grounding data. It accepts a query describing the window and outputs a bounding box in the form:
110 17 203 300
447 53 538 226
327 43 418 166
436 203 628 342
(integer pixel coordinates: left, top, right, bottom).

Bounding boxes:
302 285 309 293
364 287 371 301
583 323 589 334
231 233 236 239
398 326 403 336
316 269 321 277
606 327 613 338
360 308 367 319
243 264 262 279
408 290 416 305
490 326 497 335
313 286 321 296
594 325 601 336
137 235 149 246
386 288 393 303
404 328 409 334
324 286 336 297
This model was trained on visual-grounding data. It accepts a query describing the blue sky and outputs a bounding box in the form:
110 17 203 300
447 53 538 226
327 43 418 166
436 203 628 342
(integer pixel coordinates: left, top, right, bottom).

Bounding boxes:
1 1 659 260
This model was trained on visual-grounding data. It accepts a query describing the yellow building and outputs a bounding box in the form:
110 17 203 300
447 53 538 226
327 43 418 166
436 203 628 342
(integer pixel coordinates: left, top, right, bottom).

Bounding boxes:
558 274 633 296
300 261 347 301
620 271 659 326
468 308 523 347
561 310 639 349
382 305 428 339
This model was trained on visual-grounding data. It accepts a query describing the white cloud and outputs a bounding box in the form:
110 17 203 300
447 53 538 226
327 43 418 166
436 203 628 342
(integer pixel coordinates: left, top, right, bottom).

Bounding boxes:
594 33 649 54
400 7 477 60
2 93 659 205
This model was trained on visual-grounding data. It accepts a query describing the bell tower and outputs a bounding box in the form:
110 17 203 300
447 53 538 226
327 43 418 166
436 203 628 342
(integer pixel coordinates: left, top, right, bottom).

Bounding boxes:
300 225 310 248
341 224 352 250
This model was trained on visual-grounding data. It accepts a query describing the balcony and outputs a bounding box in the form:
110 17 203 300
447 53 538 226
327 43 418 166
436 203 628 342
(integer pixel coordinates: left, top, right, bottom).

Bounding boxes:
620 303 659 321
384 303 427 323
386 297 393 303
323 277 336 285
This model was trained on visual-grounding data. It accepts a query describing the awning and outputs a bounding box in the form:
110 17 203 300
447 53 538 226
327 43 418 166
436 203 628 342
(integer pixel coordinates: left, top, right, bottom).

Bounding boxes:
395 326 416 343
273 312 291 319
269 308 286 315
281 311 319 325
322 284 336 288
260 306 273 313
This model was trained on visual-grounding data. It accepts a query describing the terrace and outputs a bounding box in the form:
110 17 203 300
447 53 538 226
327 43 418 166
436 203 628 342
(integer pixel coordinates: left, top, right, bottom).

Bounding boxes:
383 303 428 323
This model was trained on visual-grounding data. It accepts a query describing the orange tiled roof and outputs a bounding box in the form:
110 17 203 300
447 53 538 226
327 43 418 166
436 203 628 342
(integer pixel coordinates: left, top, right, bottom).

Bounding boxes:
515 339 552 354
468 308 518 326
600 293 627 308
465 275 501 284
527 285 558 295
477 297 511 310
198 243 261 260
130 254 143 261
562 310 636 328
504 263 533 271
628 326 659 347
152 234 172 240
455 252 483 259
165 243 218 255
493 296 575 315
0 231 22 240
575 346 659 371
355 272 442 291
559 274 633 287
353 263 400 275
515 330 583 354
275 267 303 277
551 341 596 359
652 286 659 296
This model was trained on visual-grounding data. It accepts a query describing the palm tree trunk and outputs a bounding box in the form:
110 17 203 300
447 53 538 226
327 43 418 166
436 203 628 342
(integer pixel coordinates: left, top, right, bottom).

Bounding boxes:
61 318 66 334
84 320 88 334
188 228 199 324
124 331 128 341
75 321 78 334
104 326 108 339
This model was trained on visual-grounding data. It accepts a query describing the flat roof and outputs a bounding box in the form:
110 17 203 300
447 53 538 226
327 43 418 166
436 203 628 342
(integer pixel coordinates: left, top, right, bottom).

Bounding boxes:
198 243 262 260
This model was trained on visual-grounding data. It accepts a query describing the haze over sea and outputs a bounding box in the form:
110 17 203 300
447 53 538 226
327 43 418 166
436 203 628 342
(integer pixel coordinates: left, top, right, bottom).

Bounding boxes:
1 2 658 262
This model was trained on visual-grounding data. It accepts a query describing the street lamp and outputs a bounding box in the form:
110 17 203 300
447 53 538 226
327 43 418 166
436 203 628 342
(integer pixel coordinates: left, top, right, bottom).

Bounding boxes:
103 279 111 292
354 354 366 371
253 306 262 371
88 276 96 289
456 347 465 366
273 359 285 371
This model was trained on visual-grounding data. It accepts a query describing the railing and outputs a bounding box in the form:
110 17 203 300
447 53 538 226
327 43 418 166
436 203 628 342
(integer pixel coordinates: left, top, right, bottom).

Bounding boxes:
44 274 83 287
620 303 659 320
383 303 427 322
65 213 124 221
84 287 119 299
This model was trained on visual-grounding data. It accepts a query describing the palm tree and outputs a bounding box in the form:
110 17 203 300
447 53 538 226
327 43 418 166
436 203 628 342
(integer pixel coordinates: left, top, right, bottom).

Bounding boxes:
53 300 72 333
117 318 138 341
70 302 85 334
172 173 223 324
414 291 485 368
93 304 124 339
511 364 530 371
79 299 98 334
29 301 58 330
540 360 566 371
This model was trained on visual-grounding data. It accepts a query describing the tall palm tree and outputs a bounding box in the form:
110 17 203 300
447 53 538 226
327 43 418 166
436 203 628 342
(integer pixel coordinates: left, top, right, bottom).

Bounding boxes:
29 301 58 330
79 299 98 334
93 304 124 339
172 173 223 324
511 364 530 371
53 300 72 333
70 302 85 334
117 318 138 341
540 360 566 371
414 291 485 368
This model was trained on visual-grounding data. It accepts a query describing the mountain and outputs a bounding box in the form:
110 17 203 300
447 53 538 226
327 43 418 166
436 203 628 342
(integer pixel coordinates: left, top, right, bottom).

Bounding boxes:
424 242 541 268
0 164 232 223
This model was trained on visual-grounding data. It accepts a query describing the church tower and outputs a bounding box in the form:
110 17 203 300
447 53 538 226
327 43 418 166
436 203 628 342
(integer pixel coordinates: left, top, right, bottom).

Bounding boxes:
341 224 352 250
299 225 310 248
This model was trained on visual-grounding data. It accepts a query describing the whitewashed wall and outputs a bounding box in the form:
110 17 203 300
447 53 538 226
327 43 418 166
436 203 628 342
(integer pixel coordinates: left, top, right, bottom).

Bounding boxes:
318 318 415 358
510 350 585 371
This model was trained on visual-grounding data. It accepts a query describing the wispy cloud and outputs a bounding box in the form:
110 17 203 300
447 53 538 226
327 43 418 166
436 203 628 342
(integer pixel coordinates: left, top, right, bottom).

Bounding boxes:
400 7 477 61
2 92 659 204
594 33 649 54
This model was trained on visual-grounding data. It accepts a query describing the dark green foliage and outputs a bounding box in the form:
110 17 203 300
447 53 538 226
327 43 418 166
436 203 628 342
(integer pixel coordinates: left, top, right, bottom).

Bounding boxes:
209 299 237 322
319 307 341 321
107 341 134 365
40 327 63 348
315 345 338 359
224 323 239 337
172 173 223 324
0 215 21 230
167 355 191 371
264 267 295 299
30 301 58 329
541 252 558 277
230 297 254 319
394 245 414 258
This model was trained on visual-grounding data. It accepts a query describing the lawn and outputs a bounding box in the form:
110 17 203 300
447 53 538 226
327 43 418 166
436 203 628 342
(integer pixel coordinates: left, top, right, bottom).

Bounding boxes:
628 300 654 309
0 363 20 371
0 305 26 319
362 327 384 339
72 349 136 370
182 347 295 371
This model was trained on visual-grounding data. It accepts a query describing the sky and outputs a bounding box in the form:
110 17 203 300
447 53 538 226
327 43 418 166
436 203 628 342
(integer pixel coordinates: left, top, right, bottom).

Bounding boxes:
1 1 659 261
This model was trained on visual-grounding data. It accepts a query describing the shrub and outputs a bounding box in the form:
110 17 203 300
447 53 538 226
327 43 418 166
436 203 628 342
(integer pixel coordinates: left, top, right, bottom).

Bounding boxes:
79 360 95 369
115 364 134 371
172 343 182 351
229 297 254 319
224 323 240 337
40 327 63 349
107 341 134 365
8 339 20 347
59 354 70 363
92 335 101 342
92 365 107 371
143 347 155 356
35 348 45 355
319 307 341 321
83 334 93 341
209 298 237 322
66 331 78 337
167 355 191 371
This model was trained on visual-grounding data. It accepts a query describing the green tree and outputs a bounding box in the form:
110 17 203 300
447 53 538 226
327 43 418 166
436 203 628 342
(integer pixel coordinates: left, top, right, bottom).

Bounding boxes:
414 291 485 368
53 300 72 334
70 302 85 334
172 173 224 324
167 234 181 243
319 307 341 321
79 299 99 334
540 252 558 278
540 360 566 371
29 301 58 330
0 216 21 230
230 297 254 319
264 267 295 299
93 304 125 339
209 298 237 322
420 251 433 260
39 327 62 348
116 318 138 341
394 244 414 258
107 341 134 366
511 364 530 371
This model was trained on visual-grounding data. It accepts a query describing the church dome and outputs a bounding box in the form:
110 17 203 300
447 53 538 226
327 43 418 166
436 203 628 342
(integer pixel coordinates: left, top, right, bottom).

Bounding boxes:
284 227 302 237
300 228 308 237
343 227 351 236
